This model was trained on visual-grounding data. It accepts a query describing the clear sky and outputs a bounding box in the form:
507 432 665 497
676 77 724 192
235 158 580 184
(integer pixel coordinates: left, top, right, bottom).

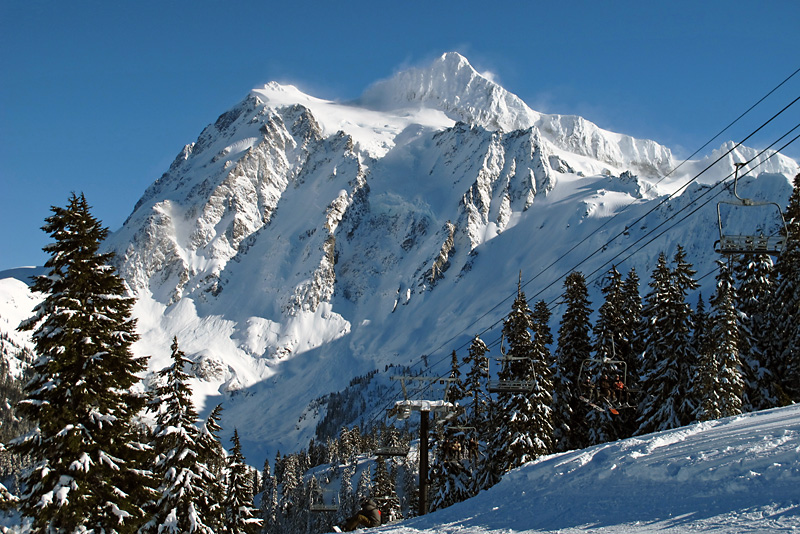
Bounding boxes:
2 0 799 271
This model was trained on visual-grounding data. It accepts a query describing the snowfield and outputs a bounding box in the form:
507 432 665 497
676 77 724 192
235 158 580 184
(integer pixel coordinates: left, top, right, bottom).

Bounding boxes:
373 404 800 534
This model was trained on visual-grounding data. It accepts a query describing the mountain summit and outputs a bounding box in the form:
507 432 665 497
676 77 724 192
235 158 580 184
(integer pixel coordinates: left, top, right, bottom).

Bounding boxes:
4 53 798 462
358 52 541 132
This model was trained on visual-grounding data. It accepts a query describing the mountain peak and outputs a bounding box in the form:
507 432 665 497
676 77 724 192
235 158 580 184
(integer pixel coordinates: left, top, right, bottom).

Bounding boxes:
357 52 540 131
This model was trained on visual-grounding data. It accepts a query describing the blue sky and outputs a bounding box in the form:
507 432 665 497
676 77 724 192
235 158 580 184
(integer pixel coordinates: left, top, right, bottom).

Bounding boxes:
2 0 799 271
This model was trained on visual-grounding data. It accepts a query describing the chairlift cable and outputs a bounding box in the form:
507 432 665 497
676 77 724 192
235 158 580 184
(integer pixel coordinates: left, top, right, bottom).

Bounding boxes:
573 124 800 303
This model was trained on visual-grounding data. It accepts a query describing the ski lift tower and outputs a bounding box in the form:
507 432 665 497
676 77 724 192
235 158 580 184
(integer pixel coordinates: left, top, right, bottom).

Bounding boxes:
387 375 456 516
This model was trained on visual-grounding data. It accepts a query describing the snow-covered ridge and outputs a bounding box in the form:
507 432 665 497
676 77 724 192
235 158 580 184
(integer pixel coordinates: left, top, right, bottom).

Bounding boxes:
358 52 676 175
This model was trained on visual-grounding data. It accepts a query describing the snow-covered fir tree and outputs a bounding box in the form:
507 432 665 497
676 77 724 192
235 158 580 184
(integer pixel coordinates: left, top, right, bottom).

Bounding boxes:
0 444 19 512
143 337 216 534
428 427 472 512
13 193 151 533
428 350 474 511
338 459 357 524
588 266 628 445
355 464 372 504
277 452 303 532
765 173 800 402
446 349 465 404
259 457 278 534
671 245 701 421
621 267 643 376
706 260 744 418
373 456 399 521
529 300 555 452
636 249 698 435
688 294 711 417
461 335 491 493
531 300 554 347
224 429 262 534
693 298 721 422
734 253 779 410
552 272 592 452
197 403 226 532
486 278 553 477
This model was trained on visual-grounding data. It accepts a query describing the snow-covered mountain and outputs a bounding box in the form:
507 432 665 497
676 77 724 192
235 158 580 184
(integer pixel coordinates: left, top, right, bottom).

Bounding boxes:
2 52 798 464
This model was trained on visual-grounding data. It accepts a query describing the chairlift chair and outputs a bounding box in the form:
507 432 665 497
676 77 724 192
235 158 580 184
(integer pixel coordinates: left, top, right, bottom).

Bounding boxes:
486 335 537 394
716 163 788 256
309 489 339 512
374 445 410 457
577 358 631 414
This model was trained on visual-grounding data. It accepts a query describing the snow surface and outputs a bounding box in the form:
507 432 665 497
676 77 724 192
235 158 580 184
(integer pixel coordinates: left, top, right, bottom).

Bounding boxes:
374 405 800 534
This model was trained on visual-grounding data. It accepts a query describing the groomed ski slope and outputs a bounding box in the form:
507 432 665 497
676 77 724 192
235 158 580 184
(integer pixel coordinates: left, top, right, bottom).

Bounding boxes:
374 404 800 534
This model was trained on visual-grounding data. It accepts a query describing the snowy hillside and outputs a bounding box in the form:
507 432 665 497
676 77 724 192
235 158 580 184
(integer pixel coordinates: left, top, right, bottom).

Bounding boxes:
0 268 43 378
1 52 798 465
375 404 800 534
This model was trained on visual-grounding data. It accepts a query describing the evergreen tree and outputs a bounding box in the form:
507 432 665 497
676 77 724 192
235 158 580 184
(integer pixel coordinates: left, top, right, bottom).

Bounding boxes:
400 455 418 518
593 266 625 362
338 459 357 524
388 461 403 523
428 428 472 512
671 245 701 422
487 279 553 476
552 272 592 452
224 429 262 534
734 253 779 410
143 337 216 534
259 457 278 534
688 294 711 417
197 404 226 532
277 453 303 532
529 299 555 454
13 193 151 533
588 266 627 445
371 456 400 521
462 336 489 427
621 267 643 378
765 173 800 402
694 305 721 422
531 300 554 347
707 261 744 418
446 350 465 404
637 249 698 435
461 336 491 494
372 457 392 504
428 346 475 510
355 464 372 504
691 295 711 369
